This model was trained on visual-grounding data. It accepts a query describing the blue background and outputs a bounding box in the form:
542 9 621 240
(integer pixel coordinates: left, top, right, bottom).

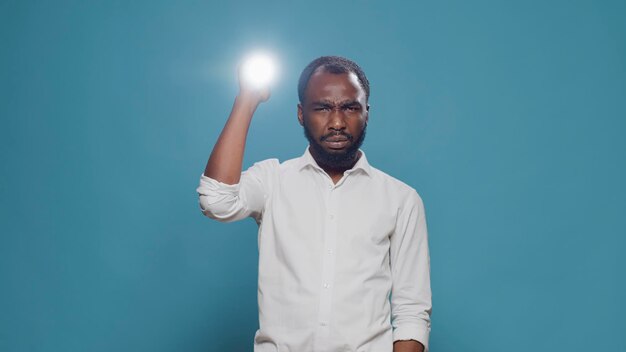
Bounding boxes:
1 1 625 351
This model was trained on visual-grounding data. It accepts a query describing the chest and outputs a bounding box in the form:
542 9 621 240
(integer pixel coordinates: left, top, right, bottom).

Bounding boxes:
264 173 398 250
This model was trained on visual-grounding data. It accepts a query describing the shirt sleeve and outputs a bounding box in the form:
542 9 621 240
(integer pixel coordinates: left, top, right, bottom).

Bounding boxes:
196 159 277 223
389 189 432 351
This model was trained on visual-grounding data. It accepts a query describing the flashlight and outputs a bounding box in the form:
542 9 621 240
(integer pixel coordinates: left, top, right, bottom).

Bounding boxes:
240 52 278 89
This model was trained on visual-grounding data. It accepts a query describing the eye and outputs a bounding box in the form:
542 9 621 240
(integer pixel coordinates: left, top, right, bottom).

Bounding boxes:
314 106 330 111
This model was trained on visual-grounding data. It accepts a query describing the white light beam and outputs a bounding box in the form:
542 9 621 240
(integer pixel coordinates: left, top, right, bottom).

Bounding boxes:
240 52 278 89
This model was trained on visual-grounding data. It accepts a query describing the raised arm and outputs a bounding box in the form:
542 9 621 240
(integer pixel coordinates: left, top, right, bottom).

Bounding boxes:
203 68 270 184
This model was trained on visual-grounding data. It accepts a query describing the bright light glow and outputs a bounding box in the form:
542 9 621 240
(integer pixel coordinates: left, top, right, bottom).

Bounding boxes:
240 52 278 89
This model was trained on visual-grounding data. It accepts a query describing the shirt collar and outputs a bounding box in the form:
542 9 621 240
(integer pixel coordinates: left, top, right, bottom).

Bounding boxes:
298 146 372 177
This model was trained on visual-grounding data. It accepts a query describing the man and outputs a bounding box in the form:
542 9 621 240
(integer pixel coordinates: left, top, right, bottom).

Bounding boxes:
197 56 432 352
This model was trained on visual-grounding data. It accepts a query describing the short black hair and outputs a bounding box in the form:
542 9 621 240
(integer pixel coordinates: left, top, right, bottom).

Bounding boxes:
298 56 370 103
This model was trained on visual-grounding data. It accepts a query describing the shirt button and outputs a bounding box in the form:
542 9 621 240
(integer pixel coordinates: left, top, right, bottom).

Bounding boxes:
327 249 333 254
319 322 327 326
323 283 330 289
329 214 334 219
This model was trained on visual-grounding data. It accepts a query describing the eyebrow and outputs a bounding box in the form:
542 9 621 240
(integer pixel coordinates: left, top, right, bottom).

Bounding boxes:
311 99 362 107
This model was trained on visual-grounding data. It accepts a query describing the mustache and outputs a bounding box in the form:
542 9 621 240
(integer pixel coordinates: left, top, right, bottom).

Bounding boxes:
320 131 354 141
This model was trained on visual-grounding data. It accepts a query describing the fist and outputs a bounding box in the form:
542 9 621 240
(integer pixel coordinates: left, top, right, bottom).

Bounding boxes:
237 53 277 104
237 72 271 103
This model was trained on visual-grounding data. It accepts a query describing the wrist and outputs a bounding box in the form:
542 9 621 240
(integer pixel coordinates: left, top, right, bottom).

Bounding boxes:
237 90 264 105
233 93 262 115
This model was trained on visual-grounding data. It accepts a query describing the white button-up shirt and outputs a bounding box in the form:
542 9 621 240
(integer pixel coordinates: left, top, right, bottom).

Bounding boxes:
197 147 432 352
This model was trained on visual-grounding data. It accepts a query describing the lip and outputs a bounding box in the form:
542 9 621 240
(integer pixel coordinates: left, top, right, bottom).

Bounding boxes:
325 137 348 142
324 139 349 149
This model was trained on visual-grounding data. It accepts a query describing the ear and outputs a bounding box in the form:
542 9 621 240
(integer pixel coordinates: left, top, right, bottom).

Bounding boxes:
297 103 304 126
365 103 370 124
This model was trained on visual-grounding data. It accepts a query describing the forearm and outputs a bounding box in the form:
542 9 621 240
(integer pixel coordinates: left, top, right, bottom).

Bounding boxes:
203 93 260 184
393 340 424 352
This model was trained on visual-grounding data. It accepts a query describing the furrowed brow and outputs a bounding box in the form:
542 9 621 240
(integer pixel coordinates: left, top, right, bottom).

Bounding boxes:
341 100 362 108
312 99 361 106
310 100 334 108
311 99 334 106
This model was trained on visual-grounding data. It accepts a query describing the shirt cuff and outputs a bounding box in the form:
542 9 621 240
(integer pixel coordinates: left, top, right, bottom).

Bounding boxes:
393 324 430 352
196 174 240 195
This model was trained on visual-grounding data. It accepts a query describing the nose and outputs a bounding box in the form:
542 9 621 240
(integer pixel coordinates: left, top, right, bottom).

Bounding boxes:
328 109 347 130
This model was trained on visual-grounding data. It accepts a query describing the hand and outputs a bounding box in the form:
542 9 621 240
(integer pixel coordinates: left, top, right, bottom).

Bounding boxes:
393 340 424 352
237 65 271 105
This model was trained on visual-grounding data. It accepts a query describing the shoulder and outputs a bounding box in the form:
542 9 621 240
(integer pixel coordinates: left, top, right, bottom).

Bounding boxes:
278 155 303 171
368 165 425 207
243 158 280 175
243 154 303 179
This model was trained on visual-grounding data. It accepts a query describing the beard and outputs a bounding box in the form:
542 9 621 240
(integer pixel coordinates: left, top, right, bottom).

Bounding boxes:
303 121 367 170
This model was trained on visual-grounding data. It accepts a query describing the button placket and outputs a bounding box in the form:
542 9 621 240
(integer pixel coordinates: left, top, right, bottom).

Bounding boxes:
315 184 339 335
